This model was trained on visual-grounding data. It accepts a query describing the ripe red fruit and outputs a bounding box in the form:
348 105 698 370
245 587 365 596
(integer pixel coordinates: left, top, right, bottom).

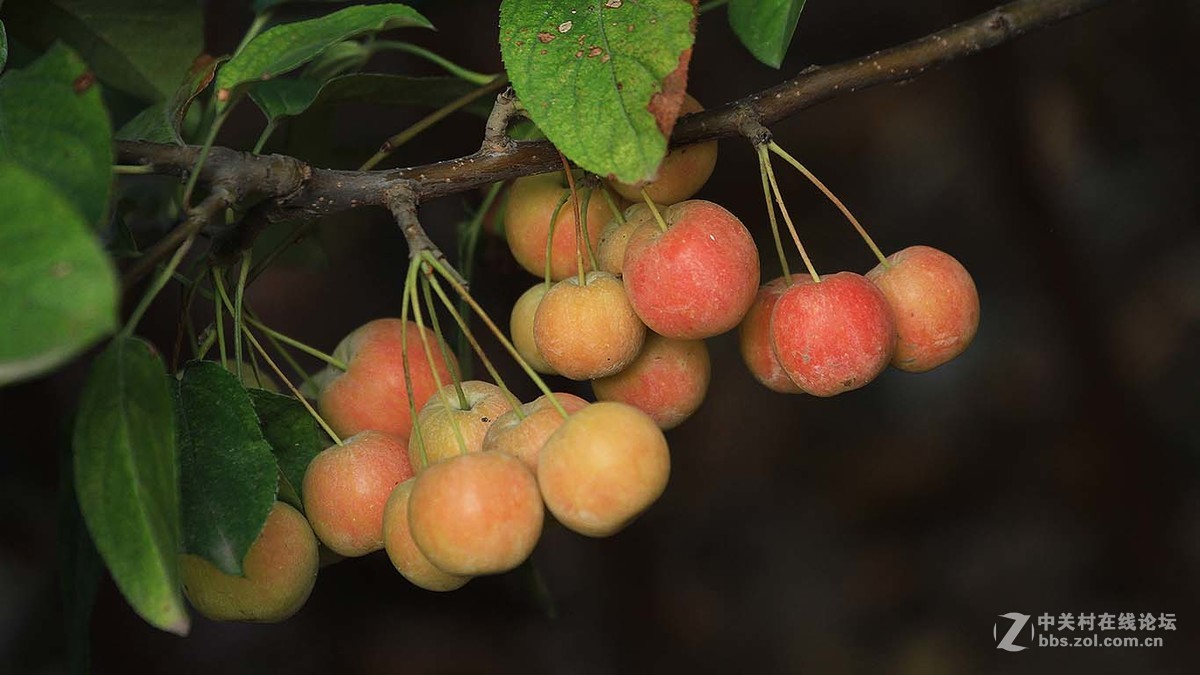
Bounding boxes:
770 272 896 397
738 276 804 394
302 431 413 557
866 245 980 372
623 200 760 339
315 319 458 441
591 333 710 430
382 479 471 592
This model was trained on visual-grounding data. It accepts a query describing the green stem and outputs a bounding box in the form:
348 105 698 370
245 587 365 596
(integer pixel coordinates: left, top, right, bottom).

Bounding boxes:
456 181 505 375
421 272 468 411
756 145 792 285
120 234 196 338
243 325 343 446
182 105 234 207
421 252 568 419
369 41 495 85
233 252 251 381
358 74 508 171
401 259 429 467
600 185 626 224
243 316 347 371
211 269 229 367
426 273 525 419
640 187 669 233
543 190 570 287
251 121 277 155
247 221 311 286
768 141 888 267
236 12 272 55
408 269 468 458
580 188 599 272
559 158 587 286
762 149 821 284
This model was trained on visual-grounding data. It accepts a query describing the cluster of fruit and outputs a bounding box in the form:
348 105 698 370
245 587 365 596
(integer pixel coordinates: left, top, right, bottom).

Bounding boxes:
177 95 979 624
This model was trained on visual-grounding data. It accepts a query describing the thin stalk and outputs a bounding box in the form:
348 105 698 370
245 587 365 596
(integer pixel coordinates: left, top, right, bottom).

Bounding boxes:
421 252 568 419
243 326 343 446
120 233 195 338
768 141 888 267
559 155 586 285
763 150 821 284
600 185 626 224
401 259 429 467
408 272 468 458
425 273 525 419
243 315 347 371
112 164 156 175
233 251 251 382
251 121 277 155
640 188 670 232
420 271 469 410
369 41 495 85
456 181 505 374
756 145 792 285
211 269 229 367
182 105 234 207
580 188 599 272
543 190 571 287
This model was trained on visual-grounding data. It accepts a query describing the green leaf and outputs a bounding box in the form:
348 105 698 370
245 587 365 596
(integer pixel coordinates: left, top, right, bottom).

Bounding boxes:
1 0 203 101
250 73 488 125
499 0 696 184
116 56 224 145
58 425 102 675
248 388 329 510
1 20 9 73
73 336 188 636
0 162 118 386
216 4 432 110
728 0 806 69
0 43 114 227
172 361 278 576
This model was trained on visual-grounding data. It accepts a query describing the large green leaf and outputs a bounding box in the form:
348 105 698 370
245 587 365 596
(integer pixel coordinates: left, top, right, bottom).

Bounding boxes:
173 361 278 576
728 0 806 69
215 4 431 110
73 336 188 635
0 43 113 227
0 163 118 386
250 73 487 125
499 0 696 184
116 56 224 145
248 388 329 510
1 0 203 101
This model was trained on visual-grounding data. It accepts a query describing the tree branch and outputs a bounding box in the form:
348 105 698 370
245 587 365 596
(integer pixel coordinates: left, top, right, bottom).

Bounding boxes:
116 0 1111 284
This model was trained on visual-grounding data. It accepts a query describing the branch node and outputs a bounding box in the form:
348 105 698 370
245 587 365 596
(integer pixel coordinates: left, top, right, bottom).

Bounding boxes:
385 182 468 289
736 109 773 147
482 86 522 154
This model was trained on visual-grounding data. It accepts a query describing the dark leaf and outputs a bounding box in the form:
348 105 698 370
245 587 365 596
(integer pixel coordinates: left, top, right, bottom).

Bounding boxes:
116 55 225 145
248 388 330 510
250 73 489 124
73 336 188 635
173 361 278 576
0 162 118 386
728 0 806 69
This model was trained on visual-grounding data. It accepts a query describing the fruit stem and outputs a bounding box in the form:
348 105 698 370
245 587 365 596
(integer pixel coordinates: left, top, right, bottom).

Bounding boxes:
120 233 195 339
421 252 570 419
756 145 792 285
768 141 889 268
407 263 470 458
367 41 496 86
600 185 626 224
456 181 505 375
580 188 599 272
242 325 344 446
214 277 342 445
425 272 526 420
640 188 669 233
400 259 430 467
420 271 469 411
182 105 234 208
232 251 251 383
542 190 570 288
211 268 229 367
112 164 157 175
242 316 347 371
763 150 821 284
559 153 587 286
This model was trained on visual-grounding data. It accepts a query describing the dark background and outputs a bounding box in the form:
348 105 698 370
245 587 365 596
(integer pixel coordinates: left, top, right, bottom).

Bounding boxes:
3 0 1198 673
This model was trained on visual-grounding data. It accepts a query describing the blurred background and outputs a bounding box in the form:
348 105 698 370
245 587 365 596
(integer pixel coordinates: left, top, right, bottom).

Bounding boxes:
2 0 1198 672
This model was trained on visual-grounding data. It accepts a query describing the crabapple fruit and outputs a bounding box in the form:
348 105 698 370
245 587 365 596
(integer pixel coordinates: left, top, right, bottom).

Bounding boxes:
408 451 544 576
739 276 805 393
481 392 590 471
382 479 471 591
596 203 656 277
409 380 513 471
180 502 318 623
534 271 646 380
592 333 710 430
538 402 670 537
315 319 458 441
302 431 412 557
866 245 980 372
623 200 760 339
504 173 617 280
510 283 556 374
770 272 896 397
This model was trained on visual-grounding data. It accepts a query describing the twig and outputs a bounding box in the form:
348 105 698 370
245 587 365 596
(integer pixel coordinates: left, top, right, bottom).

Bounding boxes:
384 183 468 288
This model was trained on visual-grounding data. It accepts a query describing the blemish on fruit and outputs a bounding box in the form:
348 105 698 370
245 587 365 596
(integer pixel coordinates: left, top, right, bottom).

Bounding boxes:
558 20 573 33
537 32 555 43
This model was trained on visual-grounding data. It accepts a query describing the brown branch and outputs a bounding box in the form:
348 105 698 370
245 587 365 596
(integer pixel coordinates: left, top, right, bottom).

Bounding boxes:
384 182 467 288
115 0 1111 281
